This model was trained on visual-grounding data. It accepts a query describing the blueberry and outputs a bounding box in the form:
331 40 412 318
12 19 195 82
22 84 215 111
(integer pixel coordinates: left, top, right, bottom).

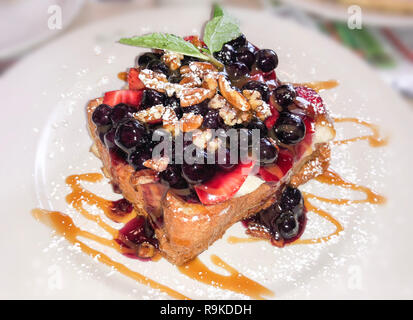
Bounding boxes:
255 49 278 72
103 127 117 149
137 52 161 68
213 43 236 65
276 211 299 240
111 198 133 214
165 96 183 119
109 103 136 125
242 81 270 102
181 55 200 66
92 104 112 126
274 84 296 108
147 60 169 76
273 112 306 145
236 47 255 69
127 147 152 170
216 148 237 172
203 109 224 129
257 203 282 230
182 100 209 116
182 163 215 184
255 137 278 165
226 34 247 49
142 89 166 108
115 119 148 152
280 186 304 217
226 62 249 80
247 118 268 136
159 165 188 189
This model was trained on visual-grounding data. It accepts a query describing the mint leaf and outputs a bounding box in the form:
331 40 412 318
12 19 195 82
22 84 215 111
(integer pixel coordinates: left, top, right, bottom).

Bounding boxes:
119 33 207 60
203 13 241 54
213 3 225 17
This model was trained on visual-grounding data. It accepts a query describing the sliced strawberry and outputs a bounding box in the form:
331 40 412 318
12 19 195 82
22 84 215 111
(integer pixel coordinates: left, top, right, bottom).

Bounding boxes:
265 96 280 129
184 35 207 48
295 86 325 118
259 148 294 182
128 68 145 90
103 90 143 107
195 161 255 205
249 72 265 82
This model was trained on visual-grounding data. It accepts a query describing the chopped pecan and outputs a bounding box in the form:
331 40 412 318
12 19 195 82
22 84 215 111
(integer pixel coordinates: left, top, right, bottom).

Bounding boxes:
192 129 213 149
162 107 179 133
178 87 212 107
208 94 229 110
130 169 159 186
201 76 218 99
143 156 170 172
243 89 271 121
161 51 183 71
134 105 165 123
219 104 252 126
218 75 250 112
180 62 217 78
138 69 168 93
180 113 203 132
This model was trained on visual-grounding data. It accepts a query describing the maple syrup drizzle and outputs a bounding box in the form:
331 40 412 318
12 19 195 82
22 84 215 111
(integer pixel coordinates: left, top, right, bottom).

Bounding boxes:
31 209 188 300
178 255 274 300
117 71 127 81
296 80 340 92
33 173 273 299
332 117 388 147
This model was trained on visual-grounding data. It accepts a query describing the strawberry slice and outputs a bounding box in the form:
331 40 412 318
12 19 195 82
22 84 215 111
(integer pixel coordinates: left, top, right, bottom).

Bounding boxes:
295 86 325 117
195 161 255 205
128 68 145 90
265 96 280 129
184 35 207 48
103 90 143 107
259 148 294 182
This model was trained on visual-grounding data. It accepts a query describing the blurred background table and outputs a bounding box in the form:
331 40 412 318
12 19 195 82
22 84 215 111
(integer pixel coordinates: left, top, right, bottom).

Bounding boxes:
1 0 412 106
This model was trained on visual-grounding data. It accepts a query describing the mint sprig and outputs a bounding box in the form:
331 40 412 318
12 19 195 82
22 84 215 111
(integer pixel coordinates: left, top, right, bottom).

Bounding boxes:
119 33 207 60
203 14 241 54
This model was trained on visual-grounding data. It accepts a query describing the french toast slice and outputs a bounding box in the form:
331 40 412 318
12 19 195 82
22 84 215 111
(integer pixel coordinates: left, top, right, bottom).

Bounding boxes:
87 97 334 265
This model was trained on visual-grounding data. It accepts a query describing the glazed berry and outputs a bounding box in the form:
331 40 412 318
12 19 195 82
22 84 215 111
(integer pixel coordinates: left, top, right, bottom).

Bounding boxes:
182 163 215 184
227 34 247 48
236 47 255 69
92 104 112 126
247 118 268 136
165 96 183 119
226 62 249 80
111 198 133 214
159 165 188 189
216 148 237 172
109 103 136 125
203 109 224 129
115 119 147 152
213 43 236 65
118 216 157 247
141 89 166 108
147 60 169 76
276 211 299 240
127 147 152 170
274 84 296 108
104 127 117 149
137 52 161 68
242 81 270 102
280 186 304 217
182 100 209 116
256 203 282 230
273 112 306 145
256 137 278 165
255 49 278 72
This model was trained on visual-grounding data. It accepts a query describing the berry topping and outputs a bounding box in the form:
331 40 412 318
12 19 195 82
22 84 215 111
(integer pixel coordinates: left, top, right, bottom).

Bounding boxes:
280 186 304 217
103 90 143 107
273 112 306 145
109 103 136 125
226 62 249 80
274 84 296 108
194 161 255 205
213 43 236 65
137 52 161 68
159 165 188 189
203 109 224 129
295 86 325 117
127 68 145 90
182 163 215 185
216 148 237 172
147 60 169 76
111 198 133 214
247 118 268 135
141 89 166 108
115 119 148 152
255 49 278 72
227 34 247 48
92 104 112 127
236 47 255 69
127 147 152 170
256 137 278 165
182 100 209 116
276 211 299 240
242 81 270 102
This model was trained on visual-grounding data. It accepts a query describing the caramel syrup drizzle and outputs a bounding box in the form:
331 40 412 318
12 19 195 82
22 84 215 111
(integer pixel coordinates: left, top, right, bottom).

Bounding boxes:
228 116 388 246
33 173 273 299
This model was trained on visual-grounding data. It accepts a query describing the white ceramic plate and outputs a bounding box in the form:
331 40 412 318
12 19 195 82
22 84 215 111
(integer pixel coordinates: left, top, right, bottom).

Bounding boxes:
281 0 413 27
1 6 413 299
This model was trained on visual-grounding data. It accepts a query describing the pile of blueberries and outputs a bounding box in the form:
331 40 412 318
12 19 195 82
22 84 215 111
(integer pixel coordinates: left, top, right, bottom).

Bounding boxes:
252 186 306 243
92 34 309 199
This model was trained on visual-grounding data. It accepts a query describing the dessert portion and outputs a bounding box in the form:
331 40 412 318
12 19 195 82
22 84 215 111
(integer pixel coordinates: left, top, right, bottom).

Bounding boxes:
87 6 335 265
